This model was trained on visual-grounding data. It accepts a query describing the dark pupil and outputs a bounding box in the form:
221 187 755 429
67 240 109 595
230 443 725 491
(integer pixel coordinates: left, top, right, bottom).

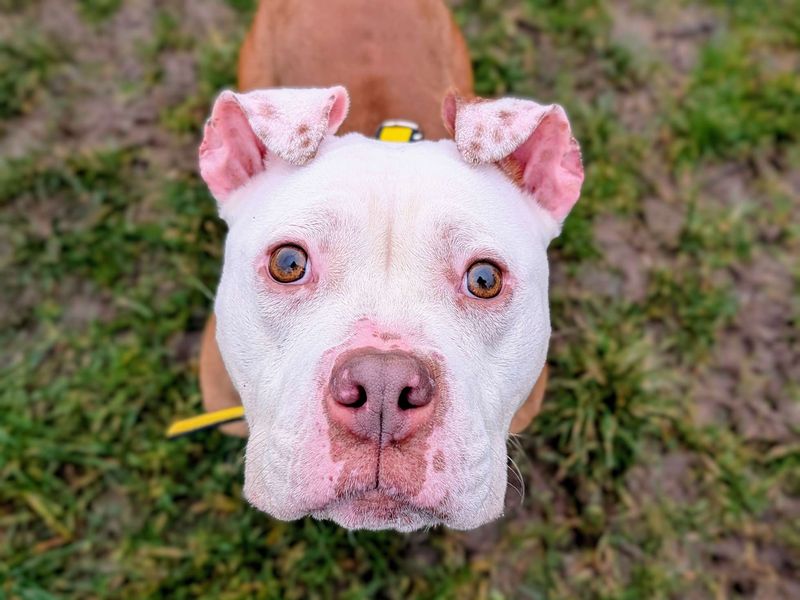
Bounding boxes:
277 249 301 273
473 265 495 289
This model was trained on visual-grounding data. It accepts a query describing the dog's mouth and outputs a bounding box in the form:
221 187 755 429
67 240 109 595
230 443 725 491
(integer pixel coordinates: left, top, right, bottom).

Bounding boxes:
311 489 447 530
338 489 414 517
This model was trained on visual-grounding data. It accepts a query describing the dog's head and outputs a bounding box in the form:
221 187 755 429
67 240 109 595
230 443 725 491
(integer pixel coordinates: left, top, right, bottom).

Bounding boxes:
199 86 583 531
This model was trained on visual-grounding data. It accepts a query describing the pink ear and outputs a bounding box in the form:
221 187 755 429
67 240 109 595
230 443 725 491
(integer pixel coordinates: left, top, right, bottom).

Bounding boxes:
443 93 584 222
199 86 349 202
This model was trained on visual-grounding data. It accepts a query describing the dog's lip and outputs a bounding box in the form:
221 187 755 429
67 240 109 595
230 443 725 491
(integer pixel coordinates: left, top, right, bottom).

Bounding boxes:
314 489 440 521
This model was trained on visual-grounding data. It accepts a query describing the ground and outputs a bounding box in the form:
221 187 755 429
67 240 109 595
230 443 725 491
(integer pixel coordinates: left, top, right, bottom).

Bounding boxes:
1 0 799 598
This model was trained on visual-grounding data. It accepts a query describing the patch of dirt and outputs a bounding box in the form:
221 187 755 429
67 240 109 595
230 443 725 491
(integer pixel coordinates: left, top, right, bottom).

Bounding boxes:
700 535 800 599
610 1 720 75
591 214 664 302
3 0 235 164
625 450 701 506
694 251 800 442
698 162 755 209
641 196 686 248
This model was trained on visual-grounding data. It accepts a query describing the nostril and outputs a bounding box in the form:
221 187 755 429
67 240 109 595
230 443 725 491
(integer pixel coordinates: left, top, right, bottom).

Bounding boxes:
397 382 433 410
397 386 414 411
352 385 367 408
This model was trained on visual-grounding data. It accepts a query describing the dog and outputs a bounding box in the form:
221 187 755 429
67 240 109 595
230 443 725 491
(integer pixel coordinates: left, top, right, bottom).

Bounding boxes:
196 0 583 531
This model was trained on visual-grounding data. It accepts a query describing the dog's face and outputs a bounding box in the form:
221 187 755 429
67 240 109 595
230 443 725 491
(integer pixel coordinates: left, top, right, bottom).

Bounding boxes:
199 87 583 530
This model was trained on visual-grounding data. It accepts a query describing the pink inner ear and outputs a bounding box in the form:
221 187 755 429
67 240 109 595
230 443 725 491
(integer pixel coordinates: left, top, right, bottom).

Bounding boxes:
199 93 267 202
513 109 584 222
326 87 349 133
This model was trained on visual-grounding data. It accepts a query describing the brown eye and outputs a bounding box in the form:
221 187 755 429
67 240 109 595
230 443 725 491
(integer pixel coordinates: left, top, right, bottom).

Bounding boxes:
466 261 503 299
268 245 308 284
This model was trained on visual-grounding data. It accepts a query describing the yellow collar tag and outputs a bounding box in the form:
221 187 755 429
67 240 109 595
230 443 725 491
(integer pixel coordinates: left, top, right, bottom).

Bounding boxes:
375 119 423 143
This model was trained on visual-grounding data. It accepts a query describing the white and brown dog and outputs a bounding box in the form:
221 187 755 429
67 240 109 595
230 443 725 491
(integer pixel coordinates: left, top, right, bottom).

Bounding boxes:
195 0 583 531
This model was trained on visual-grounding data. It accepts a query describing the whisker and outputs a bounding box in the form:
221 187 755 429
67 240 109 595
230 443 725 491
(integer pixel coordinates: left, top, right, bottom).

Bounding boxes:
507 455 526 505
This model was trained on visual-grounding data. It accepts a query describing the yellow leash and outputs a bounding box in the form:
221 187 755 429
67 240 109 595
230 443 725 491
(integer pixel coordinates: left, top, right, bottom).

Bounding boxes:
166 406 245 439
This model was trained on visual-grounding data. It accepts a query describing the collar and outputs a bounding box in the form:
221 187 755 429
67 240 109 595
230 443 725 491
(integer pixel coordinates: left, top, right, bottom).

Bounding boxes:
374 119 424 142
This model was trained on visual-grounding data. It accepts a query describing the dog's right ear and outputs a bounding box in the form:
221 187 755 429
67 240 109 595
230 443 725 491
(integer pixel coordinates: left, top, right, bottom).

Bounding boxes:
199 86 349 202
442 92 583 227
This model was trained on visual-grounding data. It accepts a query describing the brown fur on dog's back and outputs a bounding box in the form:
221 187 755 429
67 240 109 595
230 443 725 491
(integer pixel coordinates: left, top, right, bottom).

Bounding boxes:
237 0 474 138
200 314 248 436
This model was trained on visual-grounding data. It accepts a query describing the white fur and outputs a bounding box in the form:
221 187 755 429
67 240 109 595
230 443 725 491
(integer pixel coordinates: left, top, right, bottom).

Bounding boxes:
214 133 559 530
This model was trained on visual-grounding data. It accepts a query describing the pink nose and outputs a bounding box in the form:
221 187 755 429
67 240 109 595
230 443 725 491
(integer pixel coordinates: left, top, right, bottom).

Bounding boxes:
328 350 435 444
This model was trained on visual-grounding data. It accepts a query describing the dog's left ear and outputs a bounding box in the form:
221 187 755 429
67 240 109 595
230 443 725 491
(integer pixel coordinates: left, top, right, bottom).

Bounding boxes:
199 86 349 202
442 93 584 224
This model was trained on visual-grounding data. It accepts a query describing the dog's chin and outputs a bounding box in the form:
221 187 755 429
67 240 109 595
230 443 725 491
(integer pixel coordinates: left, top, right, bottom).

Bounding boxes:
310 490 442 532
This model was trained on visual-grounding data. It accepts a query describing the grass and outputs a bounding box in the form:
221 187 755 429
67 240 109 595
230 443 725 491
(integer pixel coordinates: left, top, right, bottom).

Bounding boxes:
537 301 675 488
1 0 799 598
0 29 63 122
77 0 123 23
669 36 800 165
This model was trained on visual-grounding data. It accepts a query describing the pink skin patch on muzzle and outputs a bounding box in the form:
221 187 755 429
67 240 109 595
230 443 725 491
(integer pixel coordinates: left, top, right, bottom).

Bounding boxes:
310 319 453 525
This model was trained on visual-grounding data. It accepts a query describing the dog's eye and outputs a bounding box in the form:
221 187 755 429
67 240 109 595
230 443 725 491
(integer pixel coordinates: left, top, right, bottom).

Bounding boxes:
465 261 503 299
268 245 308 284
